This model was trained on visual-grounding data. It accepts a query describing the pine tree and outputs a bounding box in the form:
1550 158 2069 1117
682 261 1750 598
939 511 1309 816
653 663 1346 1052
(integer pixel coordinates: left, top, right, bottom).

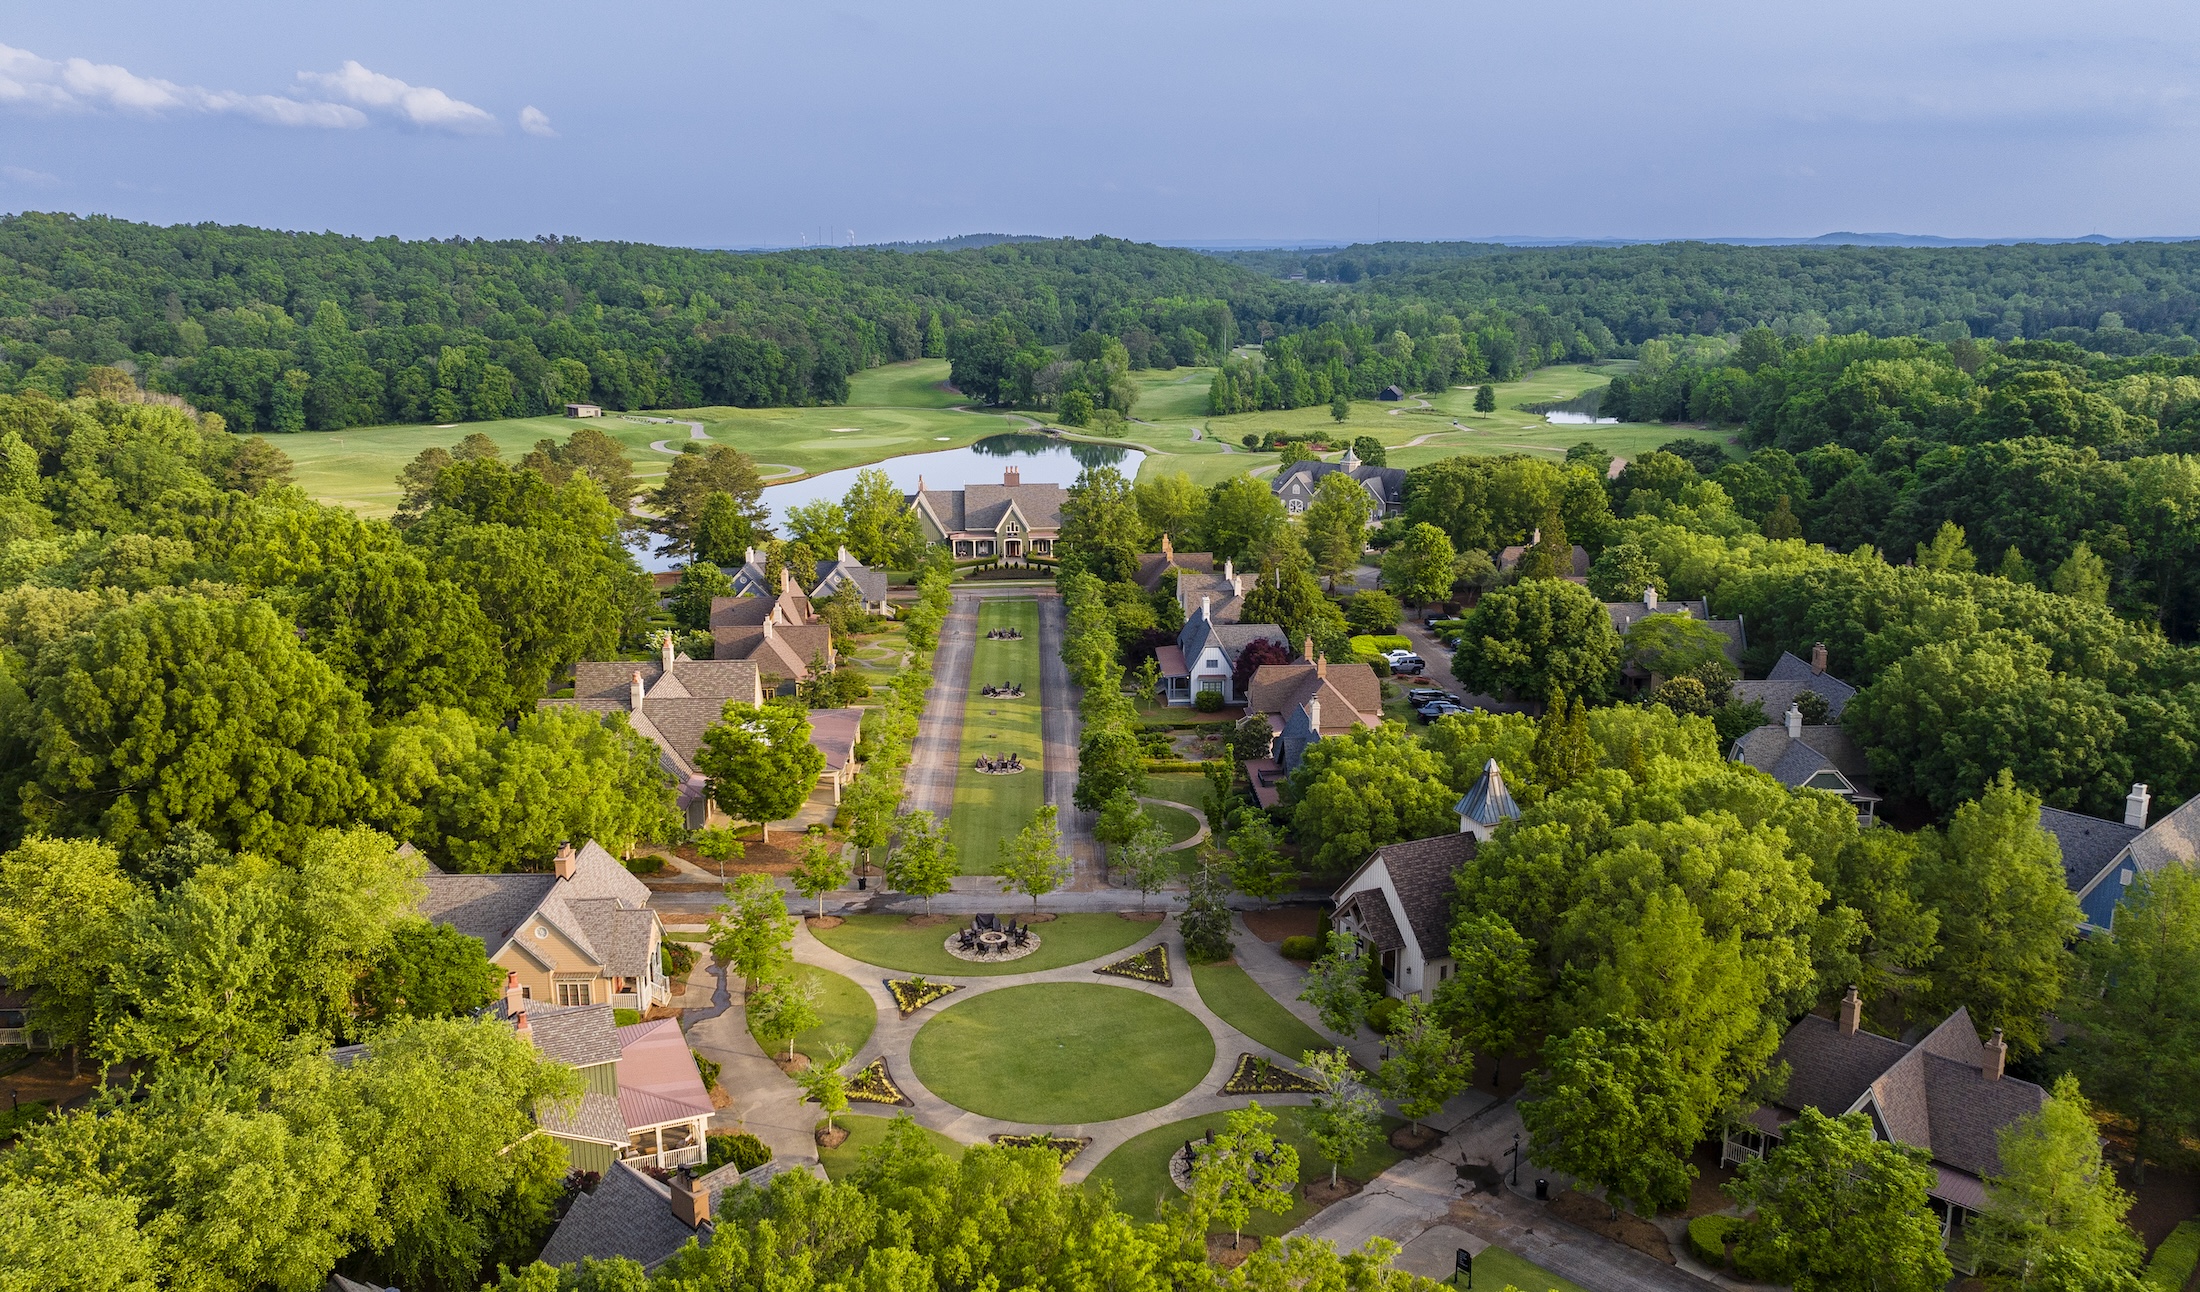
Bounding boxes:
1761 493 1804 540
1997 544 2036 585
1531 690 1596 785
1474 384 1497 413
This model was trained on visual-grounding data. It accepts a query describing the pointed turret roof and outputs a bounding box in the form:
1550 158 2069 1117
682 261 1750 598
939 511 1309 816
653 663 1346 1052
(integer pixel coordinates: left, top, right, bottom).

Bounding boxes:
1453 758 1520 827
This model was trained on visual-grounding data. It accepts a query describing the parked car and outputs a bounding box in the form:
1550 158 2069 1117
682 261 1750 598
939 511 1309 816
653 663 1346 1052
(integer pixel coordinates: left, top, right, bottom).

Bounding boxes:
1405 688 1449 705
1416 699 1469 721
1390 657 1427 675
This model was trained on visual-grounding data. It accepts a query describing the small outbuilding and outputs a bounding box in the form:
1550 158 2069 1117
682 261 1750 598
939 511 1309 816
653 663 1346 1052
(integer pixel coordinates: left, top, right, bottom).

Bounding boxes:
1379 385 1406 401
565 403 603 418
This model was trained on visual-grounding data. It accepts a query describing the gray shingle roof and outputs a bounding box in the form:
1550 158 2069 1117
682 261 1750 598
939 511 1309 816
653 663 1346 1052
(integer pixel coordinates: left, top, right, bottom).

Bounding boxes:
1335 889 1405 952
418 873 560 950
1369 833 1478 959
1730 724 1877 800
537 1088 628 1143
2131 792 2200 875
1213 623 1290 656
527 1002 623 1069
1734 651 1859 718
536 1160 703 1271
2036 807 2142 897
1454 759 1520 828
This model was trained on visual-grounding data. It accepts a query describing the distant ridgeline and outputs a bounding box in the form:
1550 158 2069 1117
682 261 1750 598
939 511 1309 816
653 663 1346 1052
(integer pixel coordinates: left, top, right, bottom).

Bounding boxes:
12 211 2200 431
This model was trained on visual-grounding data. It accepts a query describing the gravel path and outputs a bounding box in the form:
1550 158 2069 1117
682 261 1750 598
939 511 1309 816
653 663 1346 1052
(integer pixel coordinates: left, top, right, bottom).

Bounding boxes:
1035 590 1101 887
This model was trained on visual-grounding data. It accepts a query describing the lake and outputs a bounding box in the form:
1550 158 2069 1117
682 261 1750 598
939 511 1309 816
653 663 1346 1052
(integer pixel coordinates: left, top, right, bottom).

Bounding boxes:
626 432 1143 570
1543 411 1620 425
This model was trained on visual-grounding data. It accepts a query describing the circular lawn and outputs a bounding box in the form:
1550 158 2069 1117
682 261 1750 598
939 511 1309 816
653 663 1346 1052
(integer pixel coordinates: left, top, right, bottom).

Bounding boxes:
910 983 1213 1124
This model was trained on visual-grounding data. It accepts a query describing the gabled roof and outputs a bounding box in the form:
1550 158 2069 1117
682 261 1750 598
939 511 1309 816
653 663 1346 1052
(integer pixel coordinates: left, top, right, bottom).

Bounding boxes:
535 1160 706 1272
1245 661 1382 730
1335 888 1405 951
1454 759 1520 827
615 1018 716 1129
1734 651 1859 718
806 708 864 772
1177 568 1251 623
2130 793 2200 875
1135 548 1215 591
914 482 1066 533
528 1002 624 1069
1730 724 1878 801
1502 544 1592 578
2037 807 2142 899
1213 623 1290 656
1271 459 1407 504
812 554 887 605
908 489 966 534
417 872 561 952
419 842 656 978
1367 833 1478 960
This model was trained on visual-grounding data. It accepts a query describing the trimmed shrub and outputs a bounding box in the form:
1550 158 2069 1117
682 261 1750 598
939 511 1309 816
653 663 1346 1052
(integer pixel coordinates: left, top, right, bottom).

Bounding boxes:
1368 996 1403 1035
1194 690 1225 713
708 1131 771 1173
692 1049 722 1091
1687 1215 1742 1268
2145 1220 2200 1290
1279 935 1321 961
614 1008 643 1026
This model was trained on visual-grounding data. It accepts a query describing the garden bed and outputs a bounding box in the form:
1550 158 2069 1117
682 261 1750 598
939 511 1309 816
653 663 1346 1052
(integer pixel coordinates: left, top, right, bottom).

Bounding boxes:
847 1057 913 1106
1547 1188 1675 1264
1095 944 1172 985
1220 1053 1321 1095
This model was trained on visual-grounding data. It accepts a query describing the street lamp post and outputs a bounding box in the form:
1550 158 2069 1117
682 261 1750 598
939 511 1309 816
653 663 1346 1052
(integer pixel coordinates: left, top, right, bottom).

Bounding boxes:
1507 1132 1520 1186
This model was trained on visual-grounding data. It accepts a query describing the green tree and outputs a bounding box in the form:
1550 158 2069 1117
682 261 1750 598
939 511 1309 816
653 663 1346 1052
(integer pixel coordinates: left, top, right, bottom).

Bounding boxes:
693 824 747 881
1376 999 1470 1132
1075 725 1146 813
1300 1048 1382 1187
0 836 139 1058
885 810 956 915
1303 469 1374 587
1180 859 1236 963
356 917 503 1024
1517 504 1570 581
1761 493 1804 540
1432 911 1541 1058
789 831 852 917
1284 724 1457 874
1726 1107 1953 1292
2050 541 2111 604
697 701 827 843
655 444 769 560
1057 465 1150 584
794 1042 854 1133
1998 544 2037 585
1913 773 2083 1054
1473 384 1496 413
1119 812 1176 913
1190 1101 1300 1249
21 593 373 860
1529 690 1596 787
1197 475 1289 565
1586 539 1665 601
842 467 923 568
667 562 737 631
2059 866 2200 1181
1452 578 1621 703
785 497 848 557
1330 394 1350 422
1350 435 1386 466
1969 1076 2144 1291
1300 931 1377 1036
1520 1018 1701 1217
297 543 511 721
998 805 1071 910
1622 613 1734 680
1379 521 1459 608
747 968 824 1062
710 872 796 991
0 1182 157 1292
1342 589 1401 634
1916 519 1977 572
1227 813 1292 907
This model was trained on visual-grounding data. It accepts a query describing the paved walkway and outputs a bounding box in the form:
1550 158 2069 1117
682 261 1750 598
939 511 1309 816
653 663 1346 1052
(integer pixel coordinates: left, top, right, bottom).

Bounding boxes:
1138 797 1210 852
1034 590 1100 886
678 956 824 1176
904 593 979 820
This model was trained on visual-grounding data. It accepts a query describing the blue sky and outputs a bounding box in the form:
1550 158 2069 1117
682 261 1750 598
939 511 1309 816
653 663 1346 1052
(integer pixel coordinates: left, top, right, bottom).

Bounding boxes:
5 0 2200 246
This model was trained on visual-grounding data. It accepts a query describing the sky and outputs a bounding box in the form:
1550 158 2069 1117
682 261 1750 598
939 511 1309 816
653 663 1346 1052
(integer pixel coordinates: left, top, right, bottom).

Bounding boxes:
6 0 2200 248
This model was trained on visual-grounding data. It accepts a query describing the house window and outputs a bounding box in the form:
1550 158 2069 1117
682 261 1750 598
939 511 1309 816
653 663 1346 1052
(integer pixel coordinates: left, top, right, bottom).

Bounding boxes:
1032 539 1051 554
1380 949 1398 984
954 541 973 559
977 540 995 556
1287 500 1305 514
1198 677 1224 694
1803 772 1850 792
555 979 593 1007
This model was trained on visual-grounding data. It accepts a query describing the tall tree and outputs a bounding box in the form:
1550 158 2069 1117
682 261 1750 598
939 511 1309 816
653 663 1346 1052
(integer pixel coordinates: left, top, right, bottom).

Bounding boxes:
710 872 796 991
1299 931 1377 1036
841 467 922 568
666 562 737 631
885 810 958 915
1302 470 1373 587
1969 1076 2145 1291
997 805 1071 910
1379 521 1459 608
1725 1107 1953 1292
696 701 827 843
1190 1101 1300 1249
1376 999 1471 1132
0 836 139 1059
1451 578 1622 703
1197 476 1289 565
1520 1018 1701 1218
2058 865 2200 1179
655 444 769 560
1283 724 1458 874
1300 1048 1382 1187
1056 465 1150 583
789 831 852 917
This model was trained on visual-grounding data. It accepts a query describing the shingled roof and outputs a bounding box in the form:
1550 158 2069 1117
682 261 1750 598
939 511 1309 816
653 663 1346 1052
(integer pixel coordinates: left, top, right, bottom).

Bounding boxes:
1245 660 1383 731
1368 833 1478 959
535 1160 707 1271
2036 807 2142 899
1730 723 1879 803
1335 888 1405 952
419 842 657 985
1454 759 1521 829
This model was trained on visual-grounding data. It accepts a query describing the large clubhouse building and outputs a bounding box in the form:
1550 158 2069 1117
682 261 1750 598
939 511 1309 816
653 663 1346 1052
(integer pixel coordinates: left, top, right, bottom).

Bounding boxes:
908 467 1063 560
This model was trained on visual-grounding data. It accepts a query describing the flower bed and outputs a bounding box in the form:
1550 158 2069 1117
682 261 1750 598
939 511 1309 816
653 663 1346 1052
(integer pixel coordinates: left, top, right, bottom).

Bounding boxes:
1095 944 1172 985
846 1057 913 1106
1220 1053 1321 1096
990 1133 1092 1166
886 977 959 1017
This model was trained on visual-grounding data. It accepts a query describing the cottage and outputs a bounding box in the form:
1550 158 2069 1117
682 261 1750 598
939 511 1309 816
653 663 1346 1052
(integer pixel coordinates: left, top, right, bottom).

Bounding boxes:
907 467 1063 561
710 572 837 684
565 403 603 418
1328 762 1520 1001
1271 446 1407 518
545 636 765 829
1244 646 1382 773
1732 644 1858 719
806 706 865 804
2036 784 2200 931
728 546 891 616
1155 594 1287 707
1724 993 2047 1255
1497 536 1591 580
1603 586 1746 677
1379 385 1406 401
419 841 670 1011
1730 704 1881 823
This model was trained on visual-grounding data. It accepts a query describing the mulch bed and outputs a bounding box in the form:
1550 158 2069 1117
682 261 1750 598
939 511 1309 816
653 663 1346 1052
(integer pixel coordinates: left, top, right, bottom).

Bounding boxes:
664 838 802 873
2116 1155 2200 1253
773 1053 812 1076
1547 1189 1675 1264
807 915 845 929
1118 911 1166 923
1678 1141 1742 1218
1025 912 1058 923
1301 1175 1364 1208
816 1126 849 1149
1204 1234 1258 1269
1242 907 1322 943
1389 1125 1442 1155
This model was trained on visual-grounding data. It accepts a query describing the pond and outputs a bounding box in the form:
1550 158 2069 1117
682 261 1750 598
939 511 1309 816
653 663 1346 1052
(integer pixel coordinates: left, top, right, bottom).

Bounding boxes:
626 433 1143 571
1543 411 1620 425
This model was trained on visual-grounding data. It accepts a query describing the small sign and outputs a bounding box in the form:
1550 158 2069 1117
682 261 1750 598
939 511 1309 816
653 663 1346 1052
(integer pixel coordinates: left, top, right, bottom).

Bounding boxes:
1453 1248 1472 1288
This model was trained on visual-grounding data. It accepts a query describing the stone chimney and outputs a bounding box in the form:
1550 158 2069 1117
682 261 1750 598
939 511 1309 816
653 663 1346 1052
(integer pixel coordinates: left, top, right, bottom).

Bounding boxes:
1305 696 1322 732
670 1167 710 1229
554 842 579 880
630 669 645 712
1316 653 1328 680
2127 783 2151 829
1983 1028 2007 1081
1201 595 1211 619
1785 704 1804 739
762 619 775 642
1161 533 1174 561
1838 984 1860 1036
1004 466 1020 487
659 631 675 672
503 969 524 1018
1302 636 1314 662
1643 585 1658 611
1811 642 1828 675
915 474 926 493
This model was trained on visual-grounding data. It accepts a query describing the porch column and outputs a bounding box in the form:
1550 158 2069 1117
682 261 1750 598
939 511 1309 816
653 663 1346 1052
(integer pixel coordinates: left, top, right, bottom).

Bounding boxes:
653 1126 665 1167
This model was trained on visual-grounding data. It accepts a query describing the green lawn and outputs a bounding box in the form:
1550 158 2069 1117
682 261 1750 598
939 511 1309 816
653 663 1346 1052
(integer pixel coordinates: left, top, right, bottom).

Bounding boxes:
745 963 877 1063
950 599 1045 874
847 358 965 408
1144 802 1202 848
845 625 912 681
809 913 1156 977
1190 962 1331 1062
1463 1247 1588 1292
1084 1104 1407 1233
909 983 1214 1123
817 1112 966 1180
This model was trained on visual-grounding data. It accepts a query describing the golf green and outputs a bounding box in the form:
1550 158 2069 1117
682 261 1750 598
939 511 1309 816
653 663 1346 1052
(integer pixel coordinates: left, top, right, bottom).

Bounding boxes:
910 984 1214 1124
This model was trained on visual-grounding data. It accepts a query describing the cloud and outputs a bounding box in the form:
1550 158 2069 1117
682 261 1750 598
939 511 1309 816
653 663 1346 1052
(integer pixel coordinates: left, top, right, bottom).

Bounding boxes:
2 165 58 186
519 105 555 137
299 61 496 133
0 42 364 127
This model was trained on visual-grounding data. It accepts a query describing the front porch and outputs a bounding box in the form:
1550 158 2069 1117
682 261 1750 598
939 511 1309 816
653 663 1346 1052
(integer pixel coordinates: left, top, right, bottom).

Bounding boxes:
623 1115 709 1169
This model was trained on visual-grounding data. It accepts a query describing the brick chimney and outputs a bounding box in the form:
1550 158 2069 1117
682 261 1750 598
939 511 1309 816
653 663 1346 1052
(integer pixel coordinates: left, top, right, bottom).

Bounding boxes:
1811 642 1828 675
554 842 579 880
670 1167 710 1228
659 631 675 672
630 669 645 712
1785 704 1804 740
1161 533 1174 561
503 969 524 1018
1004 466 1020 487
1838 984 1860 1036
1983 1028 2006 1081
1316 653 1328 680
1643 585 1658 611
2126 783 2151 829
1302 636 1314 661
514 1008 532 1039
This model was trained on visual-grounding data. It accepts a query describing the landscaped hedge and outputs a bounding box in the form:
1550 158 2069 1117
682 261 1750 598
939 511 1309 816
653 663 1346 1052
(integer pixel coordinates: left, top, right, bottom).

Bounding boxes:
1368 996 1403 1035
1144 758 1203 772
1349 634 1413 655
1279 935 1322 961
2145 1220 2200 1290
707 1131 771 1173
1687 1215 1742 1267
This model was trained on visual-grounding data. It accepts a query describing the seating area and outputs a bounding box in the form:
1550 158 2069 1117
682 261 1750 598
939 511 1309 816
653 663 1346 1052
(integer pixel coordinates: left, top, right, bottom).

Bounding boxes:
973 752 1025 773
944 912 1040 962
979 681 1025 697
984 628 1024 640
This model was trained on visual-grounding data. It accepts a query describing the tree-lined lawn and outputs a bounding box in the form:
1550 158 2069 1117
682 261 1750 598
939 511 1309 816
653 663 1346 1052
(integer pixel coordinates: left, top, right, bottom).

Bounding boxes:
910 983 1213 1123
1084 1103 1407 1234
744 963 876 1063
808 913 1155 977
818 1113 966 1179
1189 962 1333 1062
950 598 1043 874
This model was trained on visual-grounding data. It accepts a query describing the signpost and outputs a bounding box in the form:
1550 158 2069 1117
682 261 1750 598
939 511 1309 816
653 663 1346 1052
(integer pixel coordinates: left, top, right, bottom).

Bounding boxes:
1453 1247 1472 1288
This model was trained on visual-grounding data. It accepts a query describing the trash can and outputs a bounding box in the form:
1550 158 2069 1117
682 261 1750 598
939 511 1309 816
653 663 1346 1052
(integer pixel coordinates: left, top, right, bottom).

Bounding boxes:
1534 1178 1548 1200
857 876 868 890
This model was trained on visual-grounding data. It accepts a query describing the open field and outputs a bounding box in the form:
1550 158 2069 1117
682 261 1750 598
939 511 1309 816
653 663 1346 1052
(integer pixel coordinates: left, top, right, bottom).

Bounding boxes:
808 913 1154 977
950 599 1044 875
1084 1103 1408 1234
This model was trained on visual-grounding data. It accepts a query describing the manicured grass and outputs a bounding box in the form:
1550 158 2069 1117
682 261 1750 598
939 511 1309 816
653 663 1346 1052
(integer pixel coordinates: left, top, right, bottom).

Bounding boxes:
817 1112 966 1179
950 599 1044 874
844 626 911 680
847 358 965 409
745 963 877 1063
1190 962 1332 1062
809 913 1155 977
910 983 1214 1123
1145 772 1215 806
1144 801 1202 847
1083 1103 1407 1233
1465 1247 1589 1292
